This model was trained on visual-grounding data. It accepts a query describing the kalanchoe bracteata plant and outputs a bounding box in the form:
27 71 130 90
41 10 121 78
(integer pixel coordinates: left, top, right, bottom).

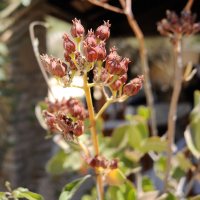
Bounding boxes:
41 19 144 144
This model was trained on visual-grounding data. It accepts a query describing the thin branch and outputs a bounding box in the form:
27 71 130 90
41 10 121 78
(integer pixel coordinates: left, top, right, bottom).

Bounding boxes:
119 0 157 136
162 39 183 193
184 0 194 12
29 21 56 100
87 0 125 14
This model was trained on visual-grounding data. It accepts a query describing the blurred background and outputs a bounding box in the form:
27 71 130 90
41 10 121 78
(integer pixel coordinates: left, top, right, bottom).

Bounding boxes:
1 0 200 199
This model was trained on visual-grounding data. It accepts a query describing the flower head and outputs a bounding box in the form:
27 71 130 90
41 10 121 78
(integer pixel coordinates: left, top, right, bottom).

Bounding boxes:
96 20 111 41
70 18 85 38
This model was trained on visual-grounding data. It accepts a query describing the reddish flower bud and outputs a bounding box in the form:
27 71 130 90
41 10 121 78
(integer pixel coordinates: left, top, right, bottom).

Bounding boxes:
95 41 106 61
120 73 127 84
62 33 76 54
157 23 168 35
95 156 109 169
70 18 85 38
85 157 96 168
110 158 120 170
108 76 122 91
55 112 74 133
123 75 144 96
120 58 130 72
93 67 108 82
161 19 171 31
69 100 83 118
166 10 178 24
83 42 98 62
78 108 89 120
64 51 71 62
106 47 120 62
83 29 97 47
69 60 78 71
66 97 75 107
96 20 111 41
43 110 56 127
73 120 84 137
52 59 68 78
40 54 51 72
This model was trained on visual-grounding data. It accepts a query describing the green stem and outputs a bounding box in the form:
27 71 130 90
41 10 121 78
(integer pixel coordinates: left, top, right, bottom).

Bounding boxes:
75 37 82 51
106 74 119 86
95 99 112 120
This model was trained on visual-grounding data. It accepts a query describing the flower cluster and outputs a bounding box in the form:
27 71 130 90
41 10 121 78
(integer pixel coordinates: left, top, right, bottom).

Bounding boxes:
43 97 89 141
85 156 120 170
157 9 200 45
40 18 143 98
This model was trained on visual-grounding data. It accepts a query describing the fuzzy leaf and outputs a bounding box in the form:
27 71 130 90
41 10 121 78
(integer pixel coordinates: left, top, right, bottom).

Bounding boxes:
137 106 150 119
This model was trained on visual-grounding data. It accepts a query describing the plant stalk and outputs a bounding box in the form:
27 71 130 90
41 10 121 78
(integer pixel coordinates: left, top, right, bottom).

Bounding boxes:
119 0 157 136
162 40 183 193
83 74 104 200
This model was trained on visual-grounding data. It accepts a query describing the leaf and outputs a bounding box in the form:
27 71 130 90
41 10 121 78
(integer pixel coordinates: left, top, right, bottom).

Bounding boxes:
138 137 167 153
111 124 130 148
165 193 176 200
185 68 197 82
46 150 68 175
184 61 193 79
127 190 136 200
172 166 185 179
138 191 159 200
60 175 91 200
81 195 92 200
154 155 166 172
137 106 150 119
177 152 192 171
184 125 200 159
0 192 5 198
124 149 144 163
63 151 82 171
142 176 155 192
59 191 71 200
14 189 44 200
116 190 125 200
35 101 48 130
105 169 126 186
84 117 104 134
123 180 136 200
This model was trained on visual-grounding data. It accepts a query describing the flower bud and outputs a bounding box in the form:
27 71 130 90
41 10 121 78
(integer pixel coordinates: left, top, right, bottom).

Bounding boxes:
106 47 120 62
161 19 171 31
70 18 85 38
83 29 97 47
52 59 68 78
55 112 74 133
66 97 75 107
40 54 51 72
95 41 106 61
193 23 200 33
85 157 96 168
123 75 144 96
93 67 108 82
166 10 178 24
64 51 71 62
62 33 76 54
96 20 111 41
95 156 109 169
43 110 56 127
69 60 78 71
157 23 168 35
69 99 83 118
110 158 120 170
73 120 84 137
108 77 122 91
120 58 130 73
120 73 127 84
83 42 98 62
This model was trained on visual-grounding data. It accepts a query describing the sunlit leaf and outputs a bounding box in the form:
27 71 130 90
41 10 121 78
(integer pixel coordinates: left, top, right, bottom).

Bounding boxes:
177 152 192 171
116 190 125 200
105 169 126 186
138 137 167 153
124 149 144 163
142 176 155 192
137 106 150 119
154 155 166 172
60 175 91 200
14 188 43 200
81 195 92 200
0 192 6 199
172 166 185 179
184 125 200 160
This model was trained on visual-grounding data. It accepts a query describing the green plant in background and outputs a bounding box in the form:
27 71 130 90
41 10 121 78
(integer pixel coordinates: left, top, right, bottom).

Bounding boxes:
2 0 200 200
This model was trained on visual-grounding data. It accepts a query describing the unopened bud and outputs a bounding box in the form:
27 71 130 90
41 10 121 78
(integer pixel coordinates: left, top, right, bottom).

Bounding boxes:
83 42 97 62
70 18 85 38
96 20 111 41
62 33 76 55
110 158 120 170
83 29 97 47
73 120 84 137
